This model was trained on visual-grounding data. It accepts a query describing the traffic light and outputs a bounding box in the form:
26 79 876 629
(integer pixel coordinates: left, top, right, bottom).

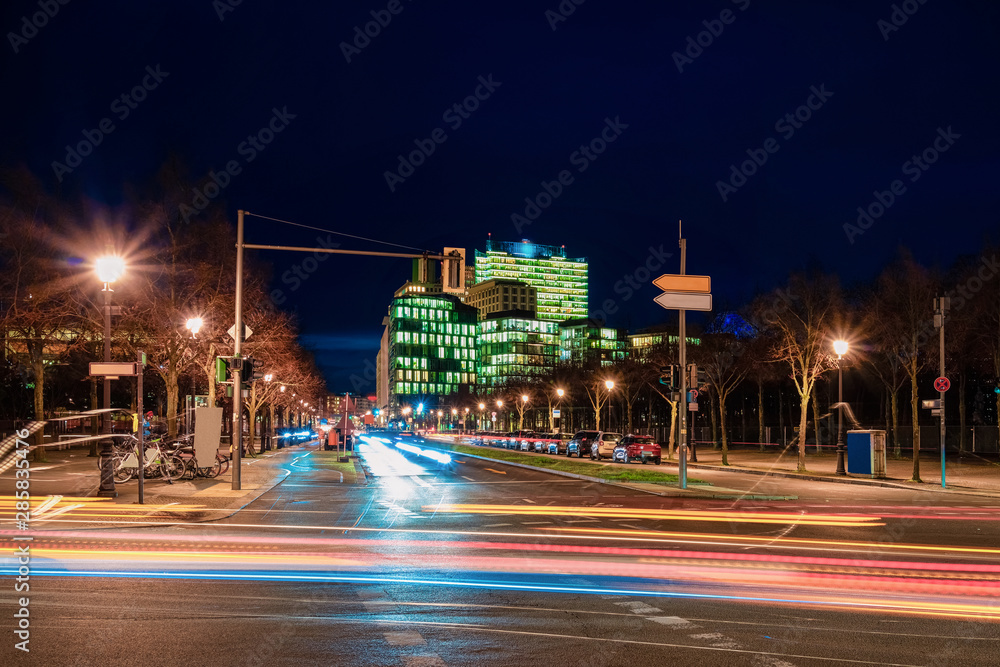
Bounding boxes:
215 357 231 383
658 365 676 389
687 364 708 389
241 357 265 389
994 378 1000 395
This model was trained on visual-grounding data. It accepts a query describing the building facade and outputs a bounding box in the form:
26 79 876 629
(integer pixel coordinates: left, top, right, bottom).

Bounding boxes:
387 293 478 409
466 279 536 320
558 318 627 366
477 313 559 387
474 239 587 322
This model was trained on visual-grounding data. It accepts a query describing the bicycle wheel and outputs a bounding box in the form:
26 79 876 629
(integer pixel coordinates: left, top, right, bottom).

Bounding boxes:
113 456 135 483
161 455 187 482
217 453 230 475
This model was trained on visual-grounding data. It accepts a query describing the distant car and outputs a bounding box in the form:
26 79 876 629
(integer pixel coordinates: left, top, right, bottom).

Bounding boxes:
566 430 599 458
546 433 573 455
590 432 623 460
613 434 662 465
395 431 415 440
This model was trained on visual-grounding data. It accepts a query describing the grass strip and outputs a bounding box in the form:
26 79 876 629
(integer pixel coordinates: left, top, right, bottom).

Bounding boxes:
436 442 705 485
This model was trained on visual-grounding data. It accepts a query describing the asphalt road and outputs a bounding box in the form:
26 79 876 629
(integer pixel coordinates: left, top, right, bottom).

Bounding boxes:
4 432 999 666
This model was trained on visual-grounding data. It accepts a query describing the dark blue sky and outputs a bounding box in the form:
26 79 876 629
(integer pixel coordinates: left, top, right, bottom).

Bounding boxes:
3 0 997 391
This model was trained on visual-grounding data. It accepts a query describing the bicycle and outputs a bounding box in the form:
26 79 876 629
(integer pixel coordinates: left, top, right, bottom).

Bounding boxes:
112 435 186 483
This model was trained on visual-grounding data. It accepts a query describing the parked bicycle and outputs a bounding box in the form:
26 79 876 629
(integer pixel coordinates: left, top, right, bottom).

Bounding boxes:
111 435 186 483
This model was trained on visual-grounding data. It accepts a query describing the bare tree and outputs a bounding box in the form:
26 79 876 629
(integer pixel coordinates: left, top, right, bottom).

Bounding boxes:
695 333 752 466
751 275 842 473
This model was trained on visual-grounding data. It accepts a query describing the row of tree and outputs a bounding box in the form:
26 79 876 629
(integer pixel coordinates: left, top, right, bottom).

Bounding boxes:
0 165 326 456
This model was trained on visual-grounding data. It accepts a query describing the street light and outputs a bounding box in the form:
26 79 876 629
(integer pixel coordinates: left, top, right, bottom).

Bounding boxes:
555 387 565 433
834 339 849 475
478 402 485 430
496 399 504 431
95 253 125 497
185 317 203 338
184 317 204 436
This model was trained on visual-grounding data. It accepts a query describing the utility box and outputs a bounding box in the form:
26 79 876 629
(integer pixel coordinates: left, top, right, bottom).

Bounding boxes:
846 430 887 478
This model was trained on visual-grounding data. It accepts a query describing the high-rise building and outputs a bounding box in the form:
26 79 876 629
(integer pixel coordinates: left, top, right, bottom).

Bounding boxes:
628 328 701 360
559 318 627 366
477 313 559 387
386 292 478 409
474 239 587 322
466 279 536 320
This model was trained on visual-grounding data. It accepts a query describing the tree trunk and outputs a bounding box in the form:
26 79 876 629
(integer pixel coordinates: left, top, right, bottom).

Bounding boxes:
778 388 785 445
668 400 677 459
89 376 99 457
31 353 47 462
165 369 180 438
910 368 921 482
719 390 729 466
709 394 719 450
812 383 821 452
757 379 765 451
797 392 810 472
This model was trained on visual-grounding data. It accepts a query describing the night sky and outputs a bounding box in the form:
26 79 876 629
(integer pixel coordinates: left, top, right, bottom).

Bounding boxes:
3 0 997 391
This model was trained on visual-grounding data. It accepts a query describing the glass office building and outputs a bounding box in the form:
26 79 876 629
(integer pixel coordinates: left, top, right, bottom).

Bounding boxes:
477 314 559 387
387 294 478 407
559 318 627 366
474 239 587 322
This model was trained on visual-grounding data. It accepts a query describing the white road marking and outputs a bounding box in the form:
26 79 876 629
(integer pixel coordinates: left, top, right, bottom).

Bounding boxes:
648 616 695 628
460 475 475 481
520 521 551 525
615 601 662 615
522 498 536 504
481 523 512 527
384 631 426 646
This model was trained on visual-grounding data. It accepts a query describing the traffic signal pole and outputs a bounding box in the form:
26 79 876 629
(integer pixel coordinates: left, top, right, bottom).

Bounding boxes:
233 210 245 490
678 222 688 490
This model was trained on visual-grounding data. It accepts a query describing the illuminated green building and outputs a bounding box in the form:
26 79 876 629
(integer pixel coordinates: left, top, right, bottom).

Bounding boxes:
559 318 627 366
387 293 478 408
477 312 559 387
474 239 587 322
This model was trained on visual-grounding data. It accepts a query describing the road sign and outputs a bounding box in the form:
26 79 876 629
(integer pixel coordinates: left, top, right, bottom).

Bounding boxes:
688 401 699 411
652 274 711 293
654 292 713 311
689 388 699 399
922 399 941 409
89 362 139 376
934 377 951 392
227 323 253 341
552 409 561 417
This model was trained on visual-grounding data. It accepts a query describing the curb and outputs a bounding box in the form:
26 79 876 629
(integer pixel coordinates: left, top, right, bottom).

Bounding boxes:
681 461 1000 499
424 442 795 501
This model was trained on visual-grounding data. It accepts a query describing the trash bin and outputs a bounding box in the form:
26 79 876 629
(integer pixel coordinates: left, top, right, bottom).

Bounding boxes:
846 430 886 478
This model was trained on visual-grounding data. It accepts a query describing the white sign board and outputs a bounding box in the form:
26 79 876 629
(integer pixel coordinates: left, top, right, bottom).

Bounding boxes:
654 292 713 311
552 409 561 417
227 324 253 341
193 406 224 469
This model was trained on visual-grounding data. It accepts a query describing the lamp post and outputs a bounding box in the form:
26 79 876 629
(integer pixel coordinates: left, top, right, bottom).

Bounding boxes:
478 402 485 431
554 387 565 434
184 317 203 436
834 339 849 475
95 254 125 497
518 394 529 431
604 380 614 432
496 399 504 431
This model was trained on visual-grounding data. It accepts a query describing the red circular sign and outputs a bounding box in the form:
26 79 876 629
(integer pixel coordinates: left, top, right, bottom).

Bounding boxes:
689 389 699 399
934 377 951 392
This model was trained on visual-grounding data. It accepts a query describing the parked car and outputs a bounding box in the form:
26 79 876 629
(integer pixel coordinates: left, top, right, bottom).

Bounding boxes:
566 430 600 458
590 432 624 460
530 434 550 453
546 433 573 455
613 434 662 464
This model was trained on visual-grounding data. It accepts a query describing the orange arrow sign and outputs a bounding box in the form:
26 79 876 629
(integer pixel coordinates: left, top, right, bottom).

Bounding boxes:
653 274 711 293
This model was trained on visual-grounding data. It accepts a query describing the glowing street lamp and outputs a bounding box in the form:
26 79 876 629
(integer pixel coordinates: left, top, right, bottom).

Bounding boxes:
185 317 204 338
834 339 849 475
94 253 126 497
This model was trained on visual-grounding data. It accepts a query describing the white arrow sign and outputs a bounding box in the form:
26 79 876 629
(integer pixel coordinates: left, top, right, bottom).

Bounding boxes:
227 324 253 341
654 292 713 311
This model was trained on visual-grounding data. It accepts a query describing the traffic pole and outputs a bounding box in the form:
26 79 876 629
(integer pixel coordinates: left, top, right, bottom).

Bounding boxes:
678 221 687 490
232 210 245 491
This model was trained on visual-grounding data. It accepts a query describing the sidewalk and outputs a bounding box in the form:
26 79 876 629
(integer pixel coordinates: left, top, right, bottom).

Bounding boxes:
679 446 1000 496
0 441 341 529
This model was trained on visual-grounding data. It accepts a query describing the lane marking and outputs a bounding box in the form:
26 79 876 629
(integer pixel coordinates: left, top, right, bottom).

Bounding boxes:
615 601 662 615
522 499 536 504
483 468 507 475
648 616 695 628
384 631 426 646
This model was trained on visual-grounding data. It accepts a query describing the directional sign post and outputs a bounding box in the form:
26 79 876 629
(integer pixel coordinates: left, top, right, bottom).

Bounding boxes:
653 275 713 311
